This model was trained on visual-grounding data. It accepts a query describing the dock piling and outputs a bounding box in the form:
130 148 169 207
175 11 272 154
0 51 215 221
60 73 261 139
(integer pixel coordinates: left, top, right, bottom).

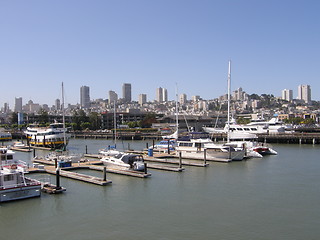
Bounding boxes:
56 168 61 189
204 149 207 165
103 167 107 181
144 163 148 174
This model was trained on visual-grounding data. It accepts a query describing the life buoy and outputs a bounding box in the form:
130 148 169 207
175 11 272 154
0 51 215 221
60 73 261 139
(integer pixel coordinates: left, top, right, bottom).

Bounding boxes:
11 164 17 169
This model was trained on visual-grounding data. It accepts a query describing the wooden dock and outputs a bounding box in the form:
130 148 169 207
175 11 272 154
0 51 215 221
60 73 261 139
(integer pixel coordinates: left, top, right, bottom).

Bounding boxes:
144 156 209 167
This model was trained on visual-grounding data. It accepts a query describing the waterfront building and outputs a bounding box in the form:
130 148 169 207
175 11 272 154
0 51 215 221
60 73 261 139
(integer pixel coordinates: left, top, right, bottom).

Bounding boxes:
138 94 147 105
122 83 131 103
80 86 90 108
14 97 23 112
109 90 118 104
297 85 311 103
282 89 293 101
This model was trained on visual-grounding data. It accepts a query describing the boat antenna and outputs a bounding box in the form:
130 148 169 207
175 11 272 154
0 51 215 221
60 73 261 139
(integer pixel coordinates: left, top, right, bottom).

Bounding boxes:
227 60 231 143
62 82 67 150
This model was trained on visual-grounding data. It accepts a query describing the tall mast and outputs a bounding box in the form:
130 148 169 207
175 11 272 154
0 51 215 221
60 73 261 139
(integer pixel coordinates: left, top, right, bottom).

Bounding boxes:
175 83 179 134
227 60 231 143
114 101 117 147
62 82 67 150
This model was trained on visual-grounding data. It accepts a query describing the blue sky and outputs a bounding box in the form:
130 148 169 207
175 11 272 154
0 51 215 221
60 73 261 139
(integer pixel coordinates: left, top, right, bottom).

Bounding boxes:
1 0 319 108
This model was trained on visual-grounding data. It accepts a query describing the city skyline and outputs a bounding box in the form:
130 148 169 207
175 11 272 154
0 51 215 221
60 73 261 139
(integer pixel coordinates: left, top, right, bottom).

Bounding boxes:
1 1 320 108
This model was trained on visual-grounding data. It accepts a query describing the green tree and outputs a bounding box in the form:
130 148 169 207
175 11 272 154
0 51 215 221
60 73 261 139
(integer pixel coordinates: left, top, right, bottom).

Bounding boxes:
38 108 49 124
88 112 101 130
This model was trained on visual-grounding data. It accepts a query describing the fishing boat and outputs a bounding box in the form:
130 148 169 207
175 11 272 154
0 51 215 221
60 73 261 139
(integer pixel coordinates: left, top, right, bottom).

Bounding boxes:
101 153 145 171
0 148 41 202
24 122 71 149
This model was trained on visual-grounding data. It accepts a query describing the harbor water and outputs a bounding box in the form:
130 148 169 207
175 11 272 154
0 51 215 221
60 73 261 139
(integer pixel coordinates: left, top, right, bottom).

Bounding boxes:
1 139 320 240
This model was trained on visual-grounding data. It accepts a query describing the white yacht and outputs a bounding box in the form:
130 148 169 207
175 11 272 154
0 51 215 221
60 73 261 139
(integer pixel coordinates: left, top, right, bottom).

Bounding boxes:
101 153 145 171
175 132 245 162
25 122 71 149
0 148 41 202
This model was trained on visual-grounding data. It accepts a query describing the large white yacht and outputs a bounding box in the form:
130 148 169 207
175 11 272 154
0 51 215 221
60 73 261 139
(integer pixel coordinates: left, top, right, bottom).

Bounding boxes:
0 148 41 202
175 132 245 162
24 122 71 149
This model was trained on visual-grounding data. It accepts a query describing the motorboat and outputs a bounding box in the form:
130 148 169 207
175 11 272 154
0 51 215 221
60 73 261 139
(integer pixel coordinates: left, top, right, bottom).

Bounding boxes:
24 122 71 149
0 148 41 202
101 153 145 171
99 145 122 157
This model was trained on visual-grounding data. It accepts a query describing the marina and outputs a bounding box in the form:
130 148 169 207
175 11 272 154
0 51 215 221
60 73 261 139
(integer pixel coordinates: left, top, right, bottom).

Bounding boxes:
1 138 320 239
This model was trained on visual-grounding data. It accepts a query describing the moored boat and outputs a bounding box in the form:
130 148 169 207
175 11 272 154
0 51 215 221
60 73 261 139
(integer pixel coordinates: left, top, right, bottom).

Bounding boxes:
24 122 71 149
101 153 145 171
0 148 41 202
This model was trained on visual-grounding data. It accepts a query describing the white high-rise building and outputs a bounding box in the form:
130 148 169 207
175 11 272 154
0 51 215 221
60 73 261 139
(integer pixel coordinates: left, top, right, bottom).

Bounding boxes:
109 90 118 104
281 89 293 101
80 86 90 108
162 88 168 102
156 87 163 102
138 94 147 105
179 94 187 104
297 85 311 103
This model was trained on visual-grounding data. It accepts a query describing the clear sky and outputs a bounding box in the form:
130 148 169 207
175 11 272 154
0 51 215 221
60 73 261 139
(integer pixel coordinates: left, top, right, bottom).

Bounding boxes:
1 0 319 108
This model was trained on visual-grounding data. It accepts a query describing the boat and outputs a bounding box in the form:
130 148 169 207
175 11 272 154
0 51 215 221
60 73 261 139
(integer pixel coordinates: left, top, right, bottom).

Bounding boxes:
175 132 245 162
101 153 145 171
24 122 71 149
0 148 41 202
0 131 12 141
99 145 121 157
149 139 177 152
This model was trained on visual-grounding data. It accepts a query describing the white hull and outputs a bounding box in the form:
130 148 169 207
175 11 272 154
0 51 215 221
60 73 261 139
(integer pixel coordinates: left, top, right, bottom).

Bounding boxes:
177 150 232 162
0 184 41 202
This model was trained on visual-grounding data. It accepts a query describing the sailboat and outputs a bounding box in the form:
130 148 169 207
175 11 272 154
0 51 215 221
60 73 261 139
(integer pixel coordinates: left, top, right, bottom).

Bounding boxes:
99 101 122 156
175 61 246 162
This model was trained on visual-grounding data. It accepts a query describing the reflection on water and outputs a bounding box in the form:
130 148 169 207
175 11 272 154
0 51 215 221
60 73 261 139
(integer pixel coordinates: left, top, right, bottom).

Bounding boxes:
1 140 320 240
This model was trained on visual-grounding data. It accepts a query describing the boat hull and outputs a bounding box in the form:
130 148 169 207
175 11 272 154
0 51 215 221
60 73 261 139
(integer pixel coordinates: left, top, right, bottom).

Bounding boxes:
0 184 41 202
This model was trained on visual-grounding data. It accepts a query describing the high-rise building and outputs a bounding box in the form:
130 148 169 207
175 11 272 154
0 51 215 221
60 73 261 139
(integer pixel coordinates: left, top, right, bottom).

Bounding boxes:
162 88 168 102
109 90 118 104
14 97 23 112
80 86 90 108
297 85 311 103
122 83 131 103
55 99 61 111
179 94 187 104
138 94 147 105
156 87 163 102
281 89 293 102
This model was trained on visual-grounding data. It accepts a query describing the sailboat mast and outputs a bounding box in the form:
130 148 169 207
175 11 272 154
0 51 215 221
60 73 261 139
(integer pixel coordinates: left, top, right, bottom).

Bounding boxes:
114 101 117 147
62 82 67 149
227 60 231 143
175 83 179 134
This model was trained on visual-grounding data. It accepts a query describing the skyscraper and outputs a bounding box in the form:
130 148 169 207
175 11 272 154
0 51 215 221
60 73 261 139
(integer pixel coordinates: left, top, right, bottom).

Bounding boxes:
14 97 23 112
55 99 61 111
109 90 118 104
138 94 147 105
179 93 187 104
156 87 163 102
122 83 131 103
162 88 168 102
80 86 90 108
281 89 293 101
297 85 311 103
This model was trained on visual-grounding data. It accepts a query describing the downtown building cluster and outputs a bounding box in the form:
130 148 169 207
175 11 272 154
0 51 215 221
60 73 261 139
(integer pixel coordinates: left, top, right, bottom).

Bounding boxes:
1 83 319 128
